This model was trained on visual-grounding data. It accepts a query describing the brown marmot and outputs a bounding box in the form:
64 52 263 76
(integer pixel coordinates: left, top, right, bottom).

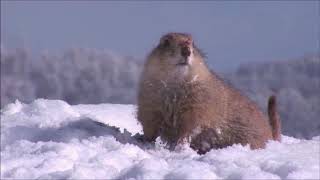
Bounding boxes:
137 32 281 154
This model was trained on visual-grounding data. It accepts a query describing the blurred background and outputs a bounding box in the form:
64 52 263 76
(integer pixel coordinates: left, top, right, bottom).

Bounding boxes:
1 1 319 139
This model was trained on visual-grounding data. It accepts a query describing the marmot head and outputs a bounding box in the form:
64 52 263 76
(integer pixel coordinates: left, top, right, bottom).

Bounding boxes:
151 33 204 67
145 32 208 82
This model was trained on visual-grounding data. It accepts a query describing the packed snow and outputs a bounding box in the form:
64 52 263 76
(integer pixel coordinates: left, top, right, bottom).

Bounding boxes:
1 99 319 179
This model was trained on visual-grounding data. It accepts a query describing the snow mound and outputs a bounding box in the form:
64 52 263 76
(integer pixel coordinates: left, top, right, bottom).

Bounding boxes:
1 99 319 179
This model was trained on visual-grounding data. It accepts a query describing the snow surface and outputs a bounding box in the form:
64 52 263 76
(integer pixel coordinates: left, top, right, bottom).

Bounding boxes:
1 99 319 179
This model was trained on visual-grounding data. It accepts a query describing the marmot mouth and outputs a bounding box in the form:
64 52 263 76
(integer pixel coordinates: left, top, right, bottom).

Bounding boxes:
176 62 188 66
176 58 189 66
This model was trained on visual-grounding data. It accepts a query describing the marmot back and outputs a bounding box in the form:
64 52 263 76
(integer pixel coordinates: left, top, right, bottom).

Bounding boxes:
137 32 281 154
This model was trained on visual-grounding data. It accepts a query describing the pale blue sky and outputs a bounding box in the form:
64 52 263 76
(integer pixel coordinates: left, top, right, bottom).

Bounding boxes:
1 1 319 70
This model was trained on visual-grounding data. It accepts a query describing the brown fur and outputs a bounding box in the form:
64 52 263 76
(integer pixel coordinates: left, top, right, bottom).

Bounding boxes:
137 32 281 154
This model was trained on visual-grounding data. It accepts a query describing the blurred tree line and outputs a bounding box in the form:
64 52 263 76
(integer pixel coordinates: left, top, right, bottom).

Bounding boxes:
1 46 141 106
1 45 319 139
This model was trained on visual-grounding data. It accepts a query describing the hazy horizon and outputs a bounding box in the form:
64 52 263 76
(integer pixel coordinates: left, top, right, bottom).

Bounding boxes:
1 1 319 70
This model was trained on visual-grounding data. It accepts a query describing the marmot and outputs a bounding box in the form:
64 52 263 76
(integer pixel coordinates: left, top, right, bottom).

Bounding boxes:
137 32 281 154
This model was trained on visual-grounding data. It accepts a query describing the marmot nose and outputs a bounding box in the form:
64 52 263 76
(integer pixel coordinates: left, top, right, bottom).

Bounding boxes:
181 46 191 58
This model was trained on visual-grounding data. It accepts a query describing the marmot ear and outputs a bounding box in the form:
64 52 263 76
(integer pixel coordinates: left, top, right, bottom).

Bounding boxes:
163 39 170 47
160 34 173 47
